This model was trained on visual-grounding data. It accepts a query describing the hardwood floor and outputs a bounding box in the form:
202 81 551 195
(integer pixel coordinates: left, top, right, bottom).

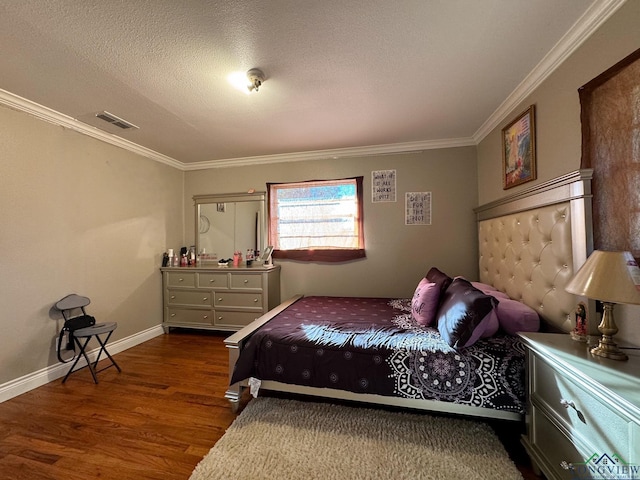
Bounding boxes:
0 330 539 479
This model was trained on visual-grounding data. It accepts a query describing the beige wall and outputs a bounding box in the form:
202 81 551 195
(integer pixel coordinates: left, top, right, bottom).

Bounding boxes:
476 1 640 345
478 1 640 205
185 147 479 300
4 0 639 390
0 104 183 384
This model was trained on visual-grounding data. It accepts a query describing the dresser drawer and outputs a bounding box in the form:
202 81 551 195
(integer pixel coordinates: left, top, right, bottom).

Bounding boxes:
519 333 640 480
532 356 631 455
166 272 197 287
166 308 214 325
167 290 212 307
214 310 260 328
230 274 263 290
198 272 229 289
526 406 584 480
161 265 280 333
215 292 262 308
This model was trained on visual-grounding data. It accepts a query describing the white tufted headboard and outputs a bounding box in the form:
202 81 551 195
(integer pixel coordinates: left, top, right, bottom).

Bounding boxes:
474 170 594 333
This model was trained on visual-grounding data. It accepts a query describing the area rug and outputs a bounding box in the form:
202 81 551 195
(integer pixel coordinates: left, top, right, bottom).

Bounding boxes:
190 396 522 480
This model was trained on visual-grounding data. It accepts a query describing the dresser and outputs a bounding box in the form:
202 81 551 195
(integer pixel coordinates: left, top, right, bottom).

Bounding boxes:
161 265 280 332
518 333 640 480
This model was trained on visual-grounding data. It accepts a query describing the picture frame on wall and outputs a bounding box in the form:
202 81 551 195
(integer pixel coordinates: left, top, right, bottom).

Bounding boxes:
502 105 536 189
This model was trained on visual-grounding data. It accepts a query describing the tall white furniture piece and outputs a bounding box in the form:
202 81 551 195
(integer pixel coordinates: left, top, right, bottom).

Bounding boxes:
161 265 280 333
518 332 640 480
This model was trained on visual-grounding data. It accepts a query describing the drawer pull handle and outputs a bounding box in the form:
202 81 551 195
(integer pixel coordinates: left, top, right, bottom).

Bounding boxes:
560 399 576 410
561 399 587 423
560 461 574 471
178 278 184 282
209 279 215 283
244 279 249 284
218 298 223 302
218 316 223 321
203 297 208 301
253 298 259 302
203 315 208 319
170 313 176 317
170 295 176 299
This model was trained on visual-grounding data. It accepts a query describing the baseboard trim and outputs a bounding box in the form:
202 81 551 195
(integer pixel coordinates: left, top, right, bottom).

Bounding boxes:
0 325 165 403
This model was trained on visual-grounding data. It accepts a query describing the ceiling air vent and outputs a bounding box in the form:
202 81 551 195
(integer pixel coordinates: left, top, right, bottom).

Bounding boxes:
95 111 139 130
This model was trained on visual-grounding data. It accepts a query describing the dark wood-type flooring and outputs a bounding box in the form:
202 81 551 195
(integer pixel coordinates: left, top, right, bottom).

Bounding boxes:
0 330 539 479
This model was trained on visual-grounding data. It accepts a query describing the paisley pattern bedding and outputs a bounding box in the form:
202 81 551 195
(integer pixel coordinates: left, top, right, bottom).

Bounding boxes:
230 296 525 414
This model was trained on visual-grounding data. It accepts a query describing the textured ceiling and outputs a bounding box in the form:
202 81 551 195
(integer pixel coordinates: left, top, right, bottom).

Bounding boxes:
0 1 624 168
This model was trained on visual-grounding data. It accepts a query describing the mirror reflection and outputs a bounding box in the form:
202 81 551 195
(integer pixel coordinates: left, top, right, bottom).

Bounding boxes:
194 192 266 263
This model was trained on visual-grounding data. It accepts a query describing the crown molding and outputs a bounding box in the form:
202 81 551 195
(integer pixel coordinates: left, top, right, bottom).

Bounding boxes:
1 0 626 170
1 86 474 171
473 0 627 143
0 89 184 170
183 137 476 171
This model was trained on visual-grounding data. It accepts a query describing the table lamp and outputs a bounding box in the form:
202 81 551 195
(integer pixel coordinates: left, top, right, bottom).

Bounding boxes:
565 250 640 361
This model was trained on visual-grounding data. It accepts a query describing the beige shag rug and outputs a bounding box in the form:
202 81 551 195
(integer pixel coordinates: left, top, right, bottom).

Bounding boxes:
190 397 523 480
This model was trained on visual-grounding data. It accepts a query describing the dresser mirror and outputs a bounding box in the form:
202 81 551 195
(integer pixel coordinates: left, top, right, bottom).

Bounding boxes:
194 192 266 263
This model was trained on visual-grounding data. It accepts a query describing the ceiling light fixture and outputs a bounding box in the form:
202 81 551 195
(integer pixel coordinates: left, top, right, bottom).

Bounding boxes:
246 68 265 93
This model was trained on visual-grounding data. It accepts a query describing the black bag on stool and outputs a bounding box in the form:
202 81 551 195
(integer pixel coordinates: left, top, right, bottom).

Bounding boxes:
57 314 96 363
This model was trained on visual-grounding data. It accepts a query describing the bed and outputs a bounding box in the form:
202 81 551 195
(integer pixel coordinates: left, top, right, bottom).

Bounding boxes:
225 170 594 421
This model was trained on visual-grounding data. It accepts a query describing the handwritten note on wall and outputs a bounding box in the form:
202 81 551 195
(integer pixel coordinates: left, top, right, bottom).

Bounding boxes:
405 192 432 225
372 170 396 202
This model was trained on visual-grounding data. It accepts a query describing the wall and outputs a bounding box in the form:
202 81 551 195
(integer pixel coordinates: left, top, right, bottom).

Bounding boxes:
0 104 184 386
184 147 479 301
6 1 636 392
476 1 640 346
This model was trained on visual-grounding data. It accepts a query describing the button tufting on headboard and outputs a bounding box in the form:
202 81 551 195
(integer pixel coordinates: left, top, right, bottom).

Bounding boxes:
479 202 577 331
475 170 594 334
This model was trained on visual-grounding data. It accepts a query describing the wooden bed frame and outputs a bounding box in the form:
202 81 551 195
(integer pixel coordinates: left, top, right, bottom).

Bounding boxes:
225 169 594 421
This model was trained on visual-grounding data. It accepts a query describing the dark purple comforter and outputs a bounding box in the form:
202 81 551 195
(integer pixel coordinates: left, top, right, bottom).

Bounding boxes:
231 296 525 414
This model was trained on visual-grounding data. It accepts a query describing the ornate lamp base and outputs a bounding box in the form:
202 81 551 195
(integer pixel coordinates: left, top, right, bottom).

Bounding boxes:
590 302 628 361
590 338 628 361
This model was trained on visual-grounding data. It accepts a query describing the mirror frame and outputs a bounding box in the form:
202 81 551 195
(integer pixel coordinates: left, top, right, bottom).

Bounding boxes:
193 191 267 264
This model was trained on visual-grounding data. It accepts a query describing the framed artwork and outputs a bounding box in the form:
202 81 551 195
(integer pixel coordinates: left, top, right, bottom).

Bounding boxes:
405 192 432 225
502 105 536 189
371 169 396 202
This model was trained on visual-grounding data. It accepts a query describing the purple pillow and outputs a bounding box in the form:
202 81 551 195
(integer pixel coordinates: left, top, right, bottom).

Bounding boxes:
463 309 499 347
471 281 510 300
426 267 453 301
470 281 497 292
411 279 440 326
436 278 497 348
494 298 540 335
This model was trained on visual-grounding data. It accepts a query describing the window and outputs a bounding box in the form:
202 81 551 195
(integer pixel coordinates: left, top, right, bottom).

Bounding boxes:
268 177 365 262
579 48 640 260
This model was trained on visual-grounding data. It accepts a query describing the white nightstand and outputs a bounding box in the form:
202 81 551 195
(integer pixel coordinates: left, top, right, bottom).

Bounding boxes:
518 332 640 480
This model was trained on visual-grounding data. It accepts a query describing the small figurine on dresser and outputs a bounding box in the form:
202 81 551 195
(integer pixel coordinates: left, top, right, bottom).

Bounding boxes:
570 302 587 342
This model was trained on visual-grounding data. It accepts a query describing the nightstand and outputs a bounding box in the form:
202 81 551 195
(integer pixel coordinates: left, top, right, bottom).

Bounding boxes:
518 332 640 480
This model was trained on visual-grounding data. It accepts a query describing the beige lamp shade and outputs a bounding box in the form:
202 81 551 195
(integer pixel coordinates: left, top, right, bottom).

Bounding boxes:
565 250 640 305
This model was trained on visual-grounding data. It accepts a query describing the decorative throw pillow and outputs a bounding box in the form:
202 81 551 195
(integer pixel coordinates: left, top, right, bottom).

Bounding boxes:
494 298 540 335
471 281 510 300
411 279 440 326
463 309 500 347
436 278 497 348
426 267 453 302
470 281 496 292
